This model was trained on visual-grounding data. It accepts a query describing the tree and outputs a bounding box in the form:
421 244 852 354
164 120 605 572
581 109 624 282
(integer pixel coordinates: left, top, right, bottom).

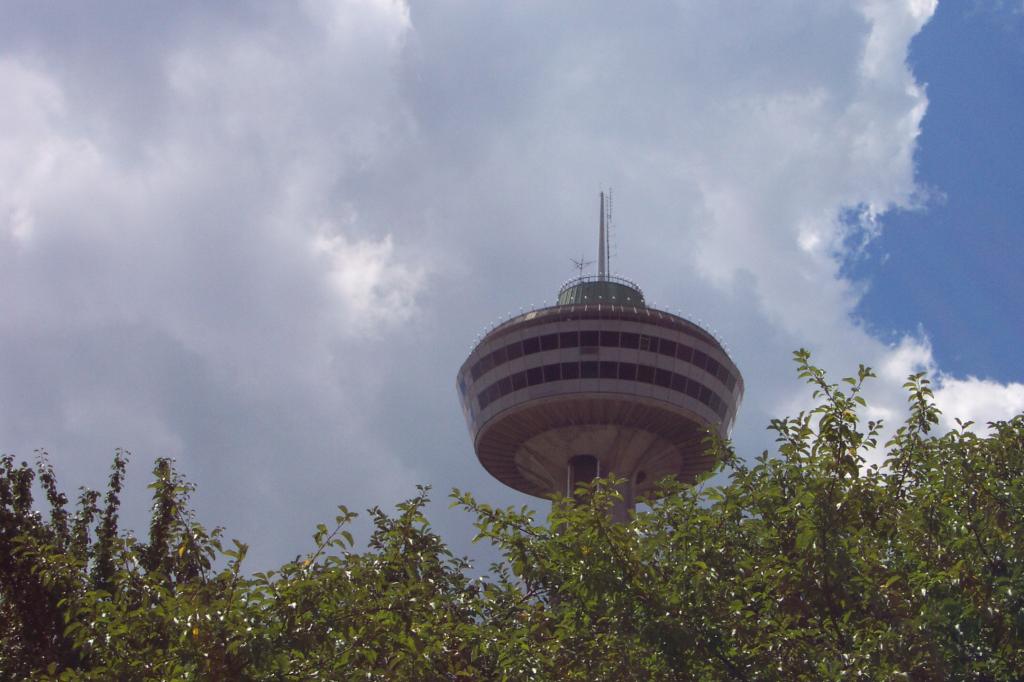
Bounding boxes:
1 352 1022 680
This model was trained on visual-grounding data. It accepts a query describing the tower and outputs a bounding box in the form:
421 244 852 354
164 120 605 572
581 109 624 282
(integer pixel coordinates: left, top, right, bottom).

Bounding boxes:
456 194 743 520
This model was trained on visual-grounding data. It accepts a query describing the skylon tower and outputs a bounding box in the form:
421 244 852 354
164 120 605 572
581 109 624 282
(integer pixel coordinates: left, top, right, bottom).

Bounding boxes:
457 194 743 520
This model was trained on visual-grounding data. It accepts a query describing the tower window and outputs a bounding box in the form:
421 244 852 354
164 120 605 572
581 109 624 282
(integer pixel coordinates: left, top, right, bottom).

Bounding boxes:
543 363 561 382
671 373 687 393
600 331 620 347
618 363 637 381
511 371 527 391
478 354 494 375
559 331 579 348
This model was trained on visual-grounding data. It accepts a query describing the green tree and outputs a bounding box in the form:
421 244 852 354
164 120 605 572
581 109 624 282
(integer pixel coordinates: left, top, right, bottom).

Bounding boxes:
2 352 1022 680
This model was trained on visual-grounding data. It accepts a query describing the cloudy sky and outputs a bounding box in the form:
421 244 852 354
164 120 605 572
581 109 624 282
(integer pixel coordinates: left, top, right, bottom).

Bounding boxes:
2 0 1022 569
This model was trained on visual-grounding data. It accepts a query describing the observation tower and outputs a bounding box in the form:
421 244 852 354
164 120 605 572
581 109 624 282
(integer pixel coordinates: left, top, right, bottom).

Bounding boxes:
456 194 743 520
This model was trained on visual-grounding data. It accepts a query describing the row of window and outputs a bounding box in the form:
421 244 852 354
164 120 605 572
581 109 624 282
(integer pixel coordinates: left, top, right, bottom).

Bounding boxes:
469 329 738 392
488 306 720 351
474 360 731 420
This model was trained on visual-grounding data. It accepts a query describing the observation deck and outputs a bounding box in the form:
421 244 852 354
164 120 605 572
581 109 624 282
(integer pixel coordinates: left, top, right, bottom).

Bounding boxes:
457 293 743 513
456 193 743 520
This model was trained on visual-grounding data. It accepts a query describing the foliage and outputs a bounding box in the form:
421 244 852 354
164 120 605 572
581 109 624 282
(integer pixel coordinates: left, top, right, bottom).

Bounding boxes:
1 352 1022 680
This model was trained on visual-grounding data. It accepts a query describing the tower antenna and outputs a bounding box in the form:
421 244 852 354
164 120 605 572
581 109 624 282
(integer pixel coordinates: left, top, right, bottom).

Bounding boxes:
598 192 607 280
605 188 613 276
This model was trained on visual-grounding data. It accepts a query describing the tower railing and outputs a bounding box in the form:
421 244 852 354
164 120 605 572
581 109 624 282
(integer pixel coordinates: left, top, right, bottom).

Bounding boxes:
557 274 644 299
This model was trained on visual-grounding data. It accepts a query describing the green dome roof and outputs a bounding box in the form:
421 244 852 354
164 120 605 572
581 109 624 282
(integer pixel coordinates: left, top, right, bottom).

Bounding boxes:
557 275 645 306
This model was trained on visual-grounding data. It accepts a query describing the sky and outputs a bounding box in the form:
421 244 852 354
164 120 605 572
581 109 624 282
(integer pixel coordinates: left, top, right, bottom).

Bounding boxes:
1 0 1022 570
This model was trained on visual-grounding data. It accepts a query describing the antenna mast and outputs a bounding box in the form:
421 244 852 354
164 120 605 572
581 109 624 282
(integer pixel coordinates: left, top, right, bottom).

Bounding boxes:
605 188 613 276
598 192 607 280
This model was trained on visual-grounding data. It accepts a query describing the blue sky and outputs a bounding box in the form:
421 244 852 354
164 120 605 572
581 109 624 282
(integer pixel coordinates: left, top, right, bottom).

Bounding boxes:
0 0 1021 568
855 2 1023 381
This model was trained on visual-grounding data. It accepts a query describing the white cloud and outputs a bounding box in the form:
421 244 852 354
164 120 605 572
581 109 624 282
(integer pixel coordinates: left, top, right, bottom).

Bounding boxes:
0 0 1019 567
313 230 425 333
0 59 103 247
934 375 1024 431
0 4 424 567
877 333 936 383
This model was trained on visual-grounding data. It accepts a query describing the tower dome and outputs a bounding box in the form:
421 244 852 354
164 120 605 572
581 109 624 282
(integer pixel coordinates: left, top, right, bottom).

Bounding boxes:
456 194 743 520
